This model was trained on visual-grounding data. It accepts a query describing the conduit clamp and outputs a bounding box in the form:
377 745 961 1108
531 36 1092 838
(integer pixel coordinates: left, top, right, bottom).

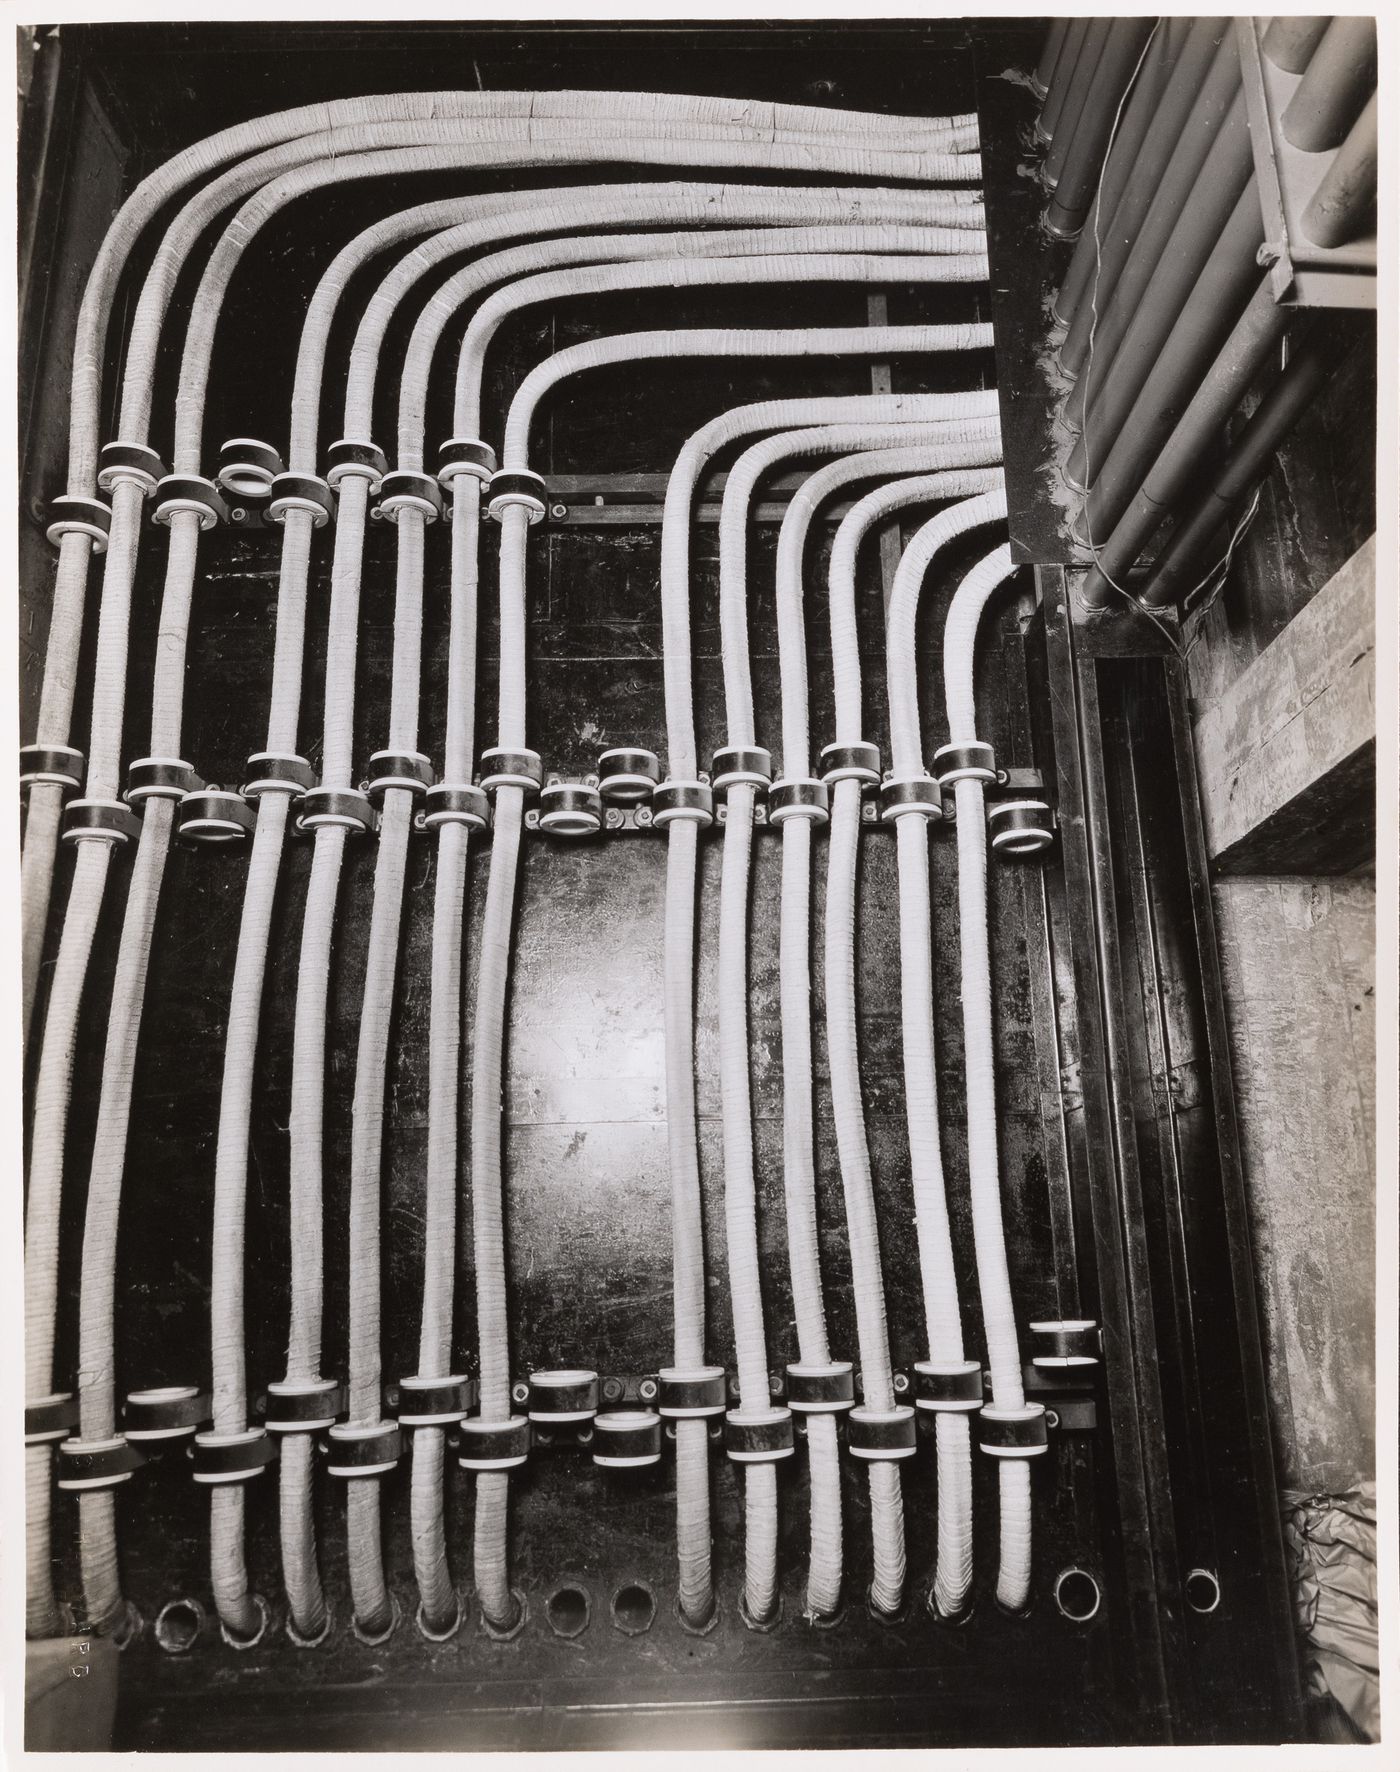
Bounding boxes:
989 800 1056 858
768 777 829 825
437 437 497 485
712 747 772 796
296 785 376 836
242 752 316 799
1029 1320 1101 1368
97 441 166 496
190 1427 276 1484
388 1376 475 1428
934 740 998 788
217 438 285 500
821 741 882 791
537 780 604 836
724 1406 795 1464
422 782 490 832
977 1402 1049 1458
597 748 661 805
527 1371 600 1425
324 1422 403 1478
486 468 549 525
46 494 112 553
122 1386 211 1442
785 1362 856 1413
61 798 142 845
260 1377 347 1434
365 751 433 800
848 1404 918 1461
457 1416 531 1472
57 1436 146 1492
376 470 444 524
592 1411 663 1468
880 774 945 823
125 756 201 804
656 1366 728 1418
20 743 84 794
651 779 714 828
178 787 256 844
324 439 387 495
913 1359 984 1413
152 474 227 531
265 472 334 529
25 1392 80 1445
479 747 544 798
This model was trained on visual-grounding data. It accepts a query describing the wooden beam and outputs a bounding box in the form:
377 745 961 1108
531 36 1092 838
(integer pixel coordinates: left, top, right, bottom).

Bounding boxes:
1193 535 1375 873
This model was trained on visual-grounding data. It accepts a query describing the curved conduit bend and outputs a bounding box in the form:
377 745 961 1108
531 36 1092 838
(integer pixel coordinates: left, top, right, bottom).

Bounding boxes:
820 465 1002 1619
485 345 995 1632
37 141 980 1636
941 532 1044 1614
21 94 978 1034
883 485 1011 1617
769 433 1002 1613
715 426 1002 1619
193 181 968 1644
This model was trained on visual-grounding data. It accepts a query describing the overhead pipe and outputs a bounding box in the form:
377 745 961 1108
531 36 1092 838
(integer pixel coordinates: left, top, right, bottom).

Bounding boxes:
1080 275 1296 606
1140 323 1348 607
884 485 1011 1614
1033 20 1070 100
1043 18 1156 240
1280 17 1378 153
1052 16 1226 334
1041 21 1113 191
486 355 997 1630
1071 180 1266 542
1037 18 1094 148
1301 92 1379 249
768 431 1002 1617
1056 35 1243 388
716 427 1001 1620
941 535 1045 1613
1261 16 1331 76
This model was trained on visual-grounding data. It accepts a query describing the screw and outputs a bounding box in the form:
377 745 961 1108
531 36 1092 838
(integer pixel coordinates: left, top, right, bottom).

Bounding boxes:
892 1372 910 1396
728 1376 741 1399
602 1377 624 1403
550 503 568 521
638 1378 658 1402
636 807 653 827
577 1427 593 1445
606 808 623 829
231 507 248 523
511 1381 529 1406
1046 1408 1060 1430
768 1373 783 1398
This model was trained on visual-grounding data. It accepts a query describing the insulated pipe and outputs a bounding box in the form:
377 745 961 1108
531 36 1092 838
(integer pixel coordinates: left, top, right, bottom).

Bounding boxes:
1041 21 1113 191
1038 18 1093 147
1070 176 1265 520
1262 16 1331 75
1052 16 1225 334
716 427 1001 1620
1080 276 1294 606
485 366 998 1628
1062 86 1255 460
1056 34 1242 386
1033 20 1070 100
822 468 1002 1616
1280 18 1378 153
1043 18 1156 238
943 532 1039 1613
1141 324 1341 606
1301 92 1379 249
885 484 1010 1615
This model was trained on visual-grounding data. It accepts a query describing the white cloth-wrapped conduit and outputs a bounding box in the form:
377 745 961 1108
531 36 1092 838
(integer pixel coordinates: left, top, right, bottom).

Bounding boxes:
940 532 1040 1615
821 460 1002 1618
494 345 993 1628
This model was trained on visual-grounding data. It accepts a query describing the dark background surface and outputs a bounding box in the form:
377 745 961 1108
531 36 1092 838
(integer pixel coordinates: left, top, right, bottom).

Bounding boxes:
20 18 1298 1750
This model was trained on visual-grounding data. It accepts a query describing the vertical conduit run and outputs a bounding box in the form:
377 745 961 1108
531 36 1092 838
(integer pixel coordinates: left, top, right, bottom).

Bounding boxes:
942 536 1042 1613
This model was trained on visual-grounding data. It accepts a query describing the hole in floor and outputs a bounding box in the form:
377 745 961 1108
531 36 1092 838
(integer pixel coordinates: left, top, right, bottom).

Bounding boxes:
546 1585 591 1638
611 1582 656 1635
1053 1567 1101 1624
1185 1569 1221 1614
154 1598 203 1653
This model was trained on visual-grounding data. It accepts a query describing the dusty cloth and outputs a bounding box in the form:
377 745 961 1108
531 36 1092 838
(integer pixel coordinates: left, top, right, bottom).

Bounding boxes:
1283 1485 1379 1742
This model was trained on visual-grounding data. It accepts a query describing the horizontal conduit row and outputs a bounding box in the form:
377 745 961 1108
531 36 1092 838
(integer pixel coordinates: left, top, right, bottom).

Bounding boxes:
22 74 1077 1651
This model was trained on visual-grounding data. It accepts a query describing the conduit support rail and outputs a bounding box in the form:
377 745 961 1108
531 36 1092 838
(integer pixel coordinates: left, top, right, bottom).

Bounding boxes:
1023 15 1375 606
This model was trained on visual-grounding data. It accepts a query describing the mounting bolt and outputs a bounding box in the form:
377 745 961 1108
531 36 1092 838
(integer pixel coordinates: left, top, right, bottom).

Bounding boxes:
511 1381 529 1406
601 1377 624 1404
768 1373 784 1398
1045 1408 1060 1430
638 1377 658 1402
892 1372 910 1396
550 503 568 521
605 808 624 830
